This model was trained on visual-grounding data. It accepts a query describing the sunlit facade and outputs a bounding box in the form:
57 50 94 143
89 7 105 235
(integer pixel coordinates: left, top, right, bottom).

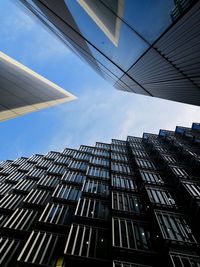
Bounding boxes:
0 51 76 122
19 0 200 105
0 122 200 266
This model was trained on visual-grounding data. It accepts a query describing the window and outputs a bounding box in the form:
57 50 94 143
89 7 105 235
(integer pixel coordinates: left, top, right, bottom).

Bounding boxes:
36 159 53 169
52 184 81 202
13 179 37 193
18 162 36 172
111 145 128 154
47 164 67 175
0 237 21 267
169 251 200 267
0 165 18 175
39 203 75 225
112 192 145 214
140 171 164 185
24 189 50 206
65 224 109 259
130 143 144 150
127 137 142 143
61 148 76 157
87 166 110 180
73 151 91 161
131 150 149 158
37 175 59 189
0 182 13 196
92 148 110 157
136 159 156 170
82 179 109 197
96 142 110 150
90 156 110 167
182 181 200 198
112 139 127 146
17 231 60 266
171 166 189 178
61 171 86 185
12 157 28 166
3 208 38 231
54 155 71 165
26 167 46 179
155 211 197 244
111 175 137 191
28 154 43 163
111 162 132 175
75 197 109 220
44 151 60 160
0 194 25 211
162 155 177 164
146 187 176 207
79 145 94 153
112 218 152 250
68 160 88 172
111 153 129 162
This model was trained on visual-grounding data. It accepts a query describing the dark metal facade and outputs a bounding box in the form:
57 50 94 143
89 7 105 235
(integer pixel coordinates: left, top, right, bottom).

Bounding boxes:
19 0 200 105
0 123 200 266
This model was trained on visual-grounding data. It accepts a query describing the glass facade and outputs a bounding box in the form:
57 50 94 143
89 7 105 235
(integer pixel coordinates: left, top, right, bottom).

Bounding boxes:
0 122 200 266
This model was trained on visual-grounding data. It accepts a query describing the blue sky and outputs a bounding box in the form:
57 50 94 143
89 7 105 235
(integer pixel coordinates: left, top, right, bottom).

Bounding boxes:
0 0 200 161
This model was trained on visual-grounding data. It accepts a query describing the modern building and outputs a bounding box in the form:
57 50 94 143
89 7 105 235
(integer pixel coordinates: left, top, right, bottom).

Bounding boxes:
0 51 76 122
0 122 200 266
19 0 200 106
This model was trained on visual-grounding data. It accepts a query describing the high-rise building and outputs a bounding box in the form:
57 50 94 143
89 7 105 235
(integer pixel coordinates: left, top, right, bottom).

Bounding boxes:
0 122 200 266
0 51 76 122
19 0 200 106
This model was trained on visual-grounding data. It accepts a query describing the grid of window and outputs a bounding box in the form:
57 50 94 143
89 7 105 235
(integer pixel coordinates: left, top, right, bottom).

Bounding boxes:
82 180 109 197
112 140 127 146
75 197 109 220
146 187 176 207
68 160 88 172
2 208 38 231
169 251 200 267
39 203 75 225
155 211 197 244
52 185 81 202
90 156 110 167
162 155 177 164
111 153 129 162
24 189 50 206
61 148 76 157
112 192 145 214
112 218 152 250
130 143 145 150
87 166 110 180
111 175 137 191
127 137 142 143
0 194 24 211
0 214 8 226
140 171 164 185
61 171 86 185
0 165 18 175
0 174 7 183
18 162 36 172
0 160 13 169
111 162 132 175
65 224 109 259
17 231 60 265
44 151 60 160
